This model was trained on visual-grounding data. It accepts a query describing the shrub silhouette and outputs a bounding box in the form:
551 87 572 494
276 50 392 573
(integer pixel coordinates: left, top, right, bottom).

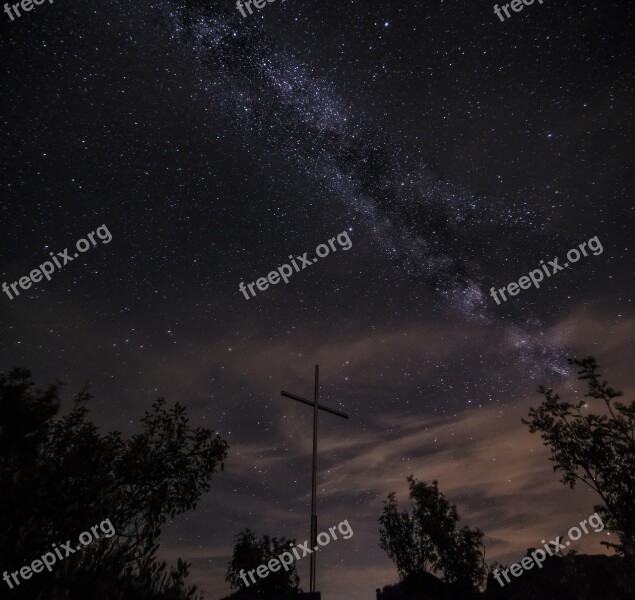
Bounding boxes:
524 356 635 566
225 528 299 600
379 476 486 592
0 367 229 600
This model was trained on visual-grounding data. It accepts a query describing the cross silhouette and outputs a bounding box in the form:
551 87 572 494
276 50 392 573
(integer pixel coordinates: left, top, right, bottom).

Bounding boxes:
280 365 349 593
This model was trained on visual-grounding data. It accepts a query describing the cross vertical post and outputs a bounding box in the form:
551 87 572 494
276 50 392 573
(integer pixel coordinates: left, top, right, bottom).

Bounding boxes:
310 364 319 592
281 365 349 594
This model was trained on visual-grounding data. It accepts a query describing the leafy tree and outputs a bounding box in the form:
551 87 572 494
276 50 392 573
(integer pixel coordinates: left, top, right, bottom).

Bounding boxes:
0 367 229 600
225 528 299 599
524 356 635 564
379 476 486 591
379 491 423 578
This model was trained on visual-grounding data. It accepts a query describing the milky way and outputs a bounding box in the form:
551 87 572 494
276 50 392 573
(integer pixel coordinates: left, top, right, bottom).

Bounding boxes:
165 0 567 373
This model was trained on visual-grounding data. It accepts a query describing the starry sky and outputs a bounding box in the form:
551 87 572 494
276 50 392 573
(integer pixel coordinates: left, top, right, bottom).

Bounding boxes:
1 0 634 598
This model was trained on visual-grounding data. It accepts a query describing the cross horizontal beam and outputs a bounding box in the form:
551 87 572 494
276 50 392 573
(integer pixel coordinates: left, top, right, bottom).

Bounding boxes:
280 390 349 419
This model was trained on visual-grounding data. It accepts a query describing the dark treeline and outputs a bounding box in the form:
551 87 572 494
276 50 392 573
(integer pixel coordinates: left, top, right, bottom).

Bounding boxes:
1 355 633 600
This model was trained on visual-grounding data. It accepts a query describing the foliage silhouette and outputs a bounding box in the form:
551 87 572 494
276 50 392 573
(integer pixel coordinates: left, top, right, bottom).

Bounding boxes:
379 476 486 591
0 367 229 600
225 528 299 600
524 356 635 565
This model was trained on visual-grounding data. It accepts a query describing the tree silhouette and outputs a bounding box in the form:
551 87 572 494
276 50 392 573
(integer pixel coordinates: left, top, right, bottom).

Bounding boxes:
524 356 635 565
0 367 229 599
379 476 486 591
225 528 299 599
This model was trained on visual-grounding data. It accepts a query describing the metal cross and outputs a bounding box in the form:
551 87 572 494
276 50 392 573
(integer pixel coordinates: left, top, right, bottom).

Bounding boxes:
280 365 349 593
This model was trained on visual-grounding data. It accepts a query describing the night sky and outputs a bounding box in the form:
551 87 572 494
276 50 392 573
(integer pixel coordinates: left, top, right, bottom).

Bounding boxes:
1 0 634 598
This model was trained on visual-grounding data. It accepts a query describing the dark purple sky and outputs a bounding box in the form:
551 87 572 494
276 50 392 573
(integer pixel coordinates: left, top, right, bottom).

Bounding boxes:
1 0 634 598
